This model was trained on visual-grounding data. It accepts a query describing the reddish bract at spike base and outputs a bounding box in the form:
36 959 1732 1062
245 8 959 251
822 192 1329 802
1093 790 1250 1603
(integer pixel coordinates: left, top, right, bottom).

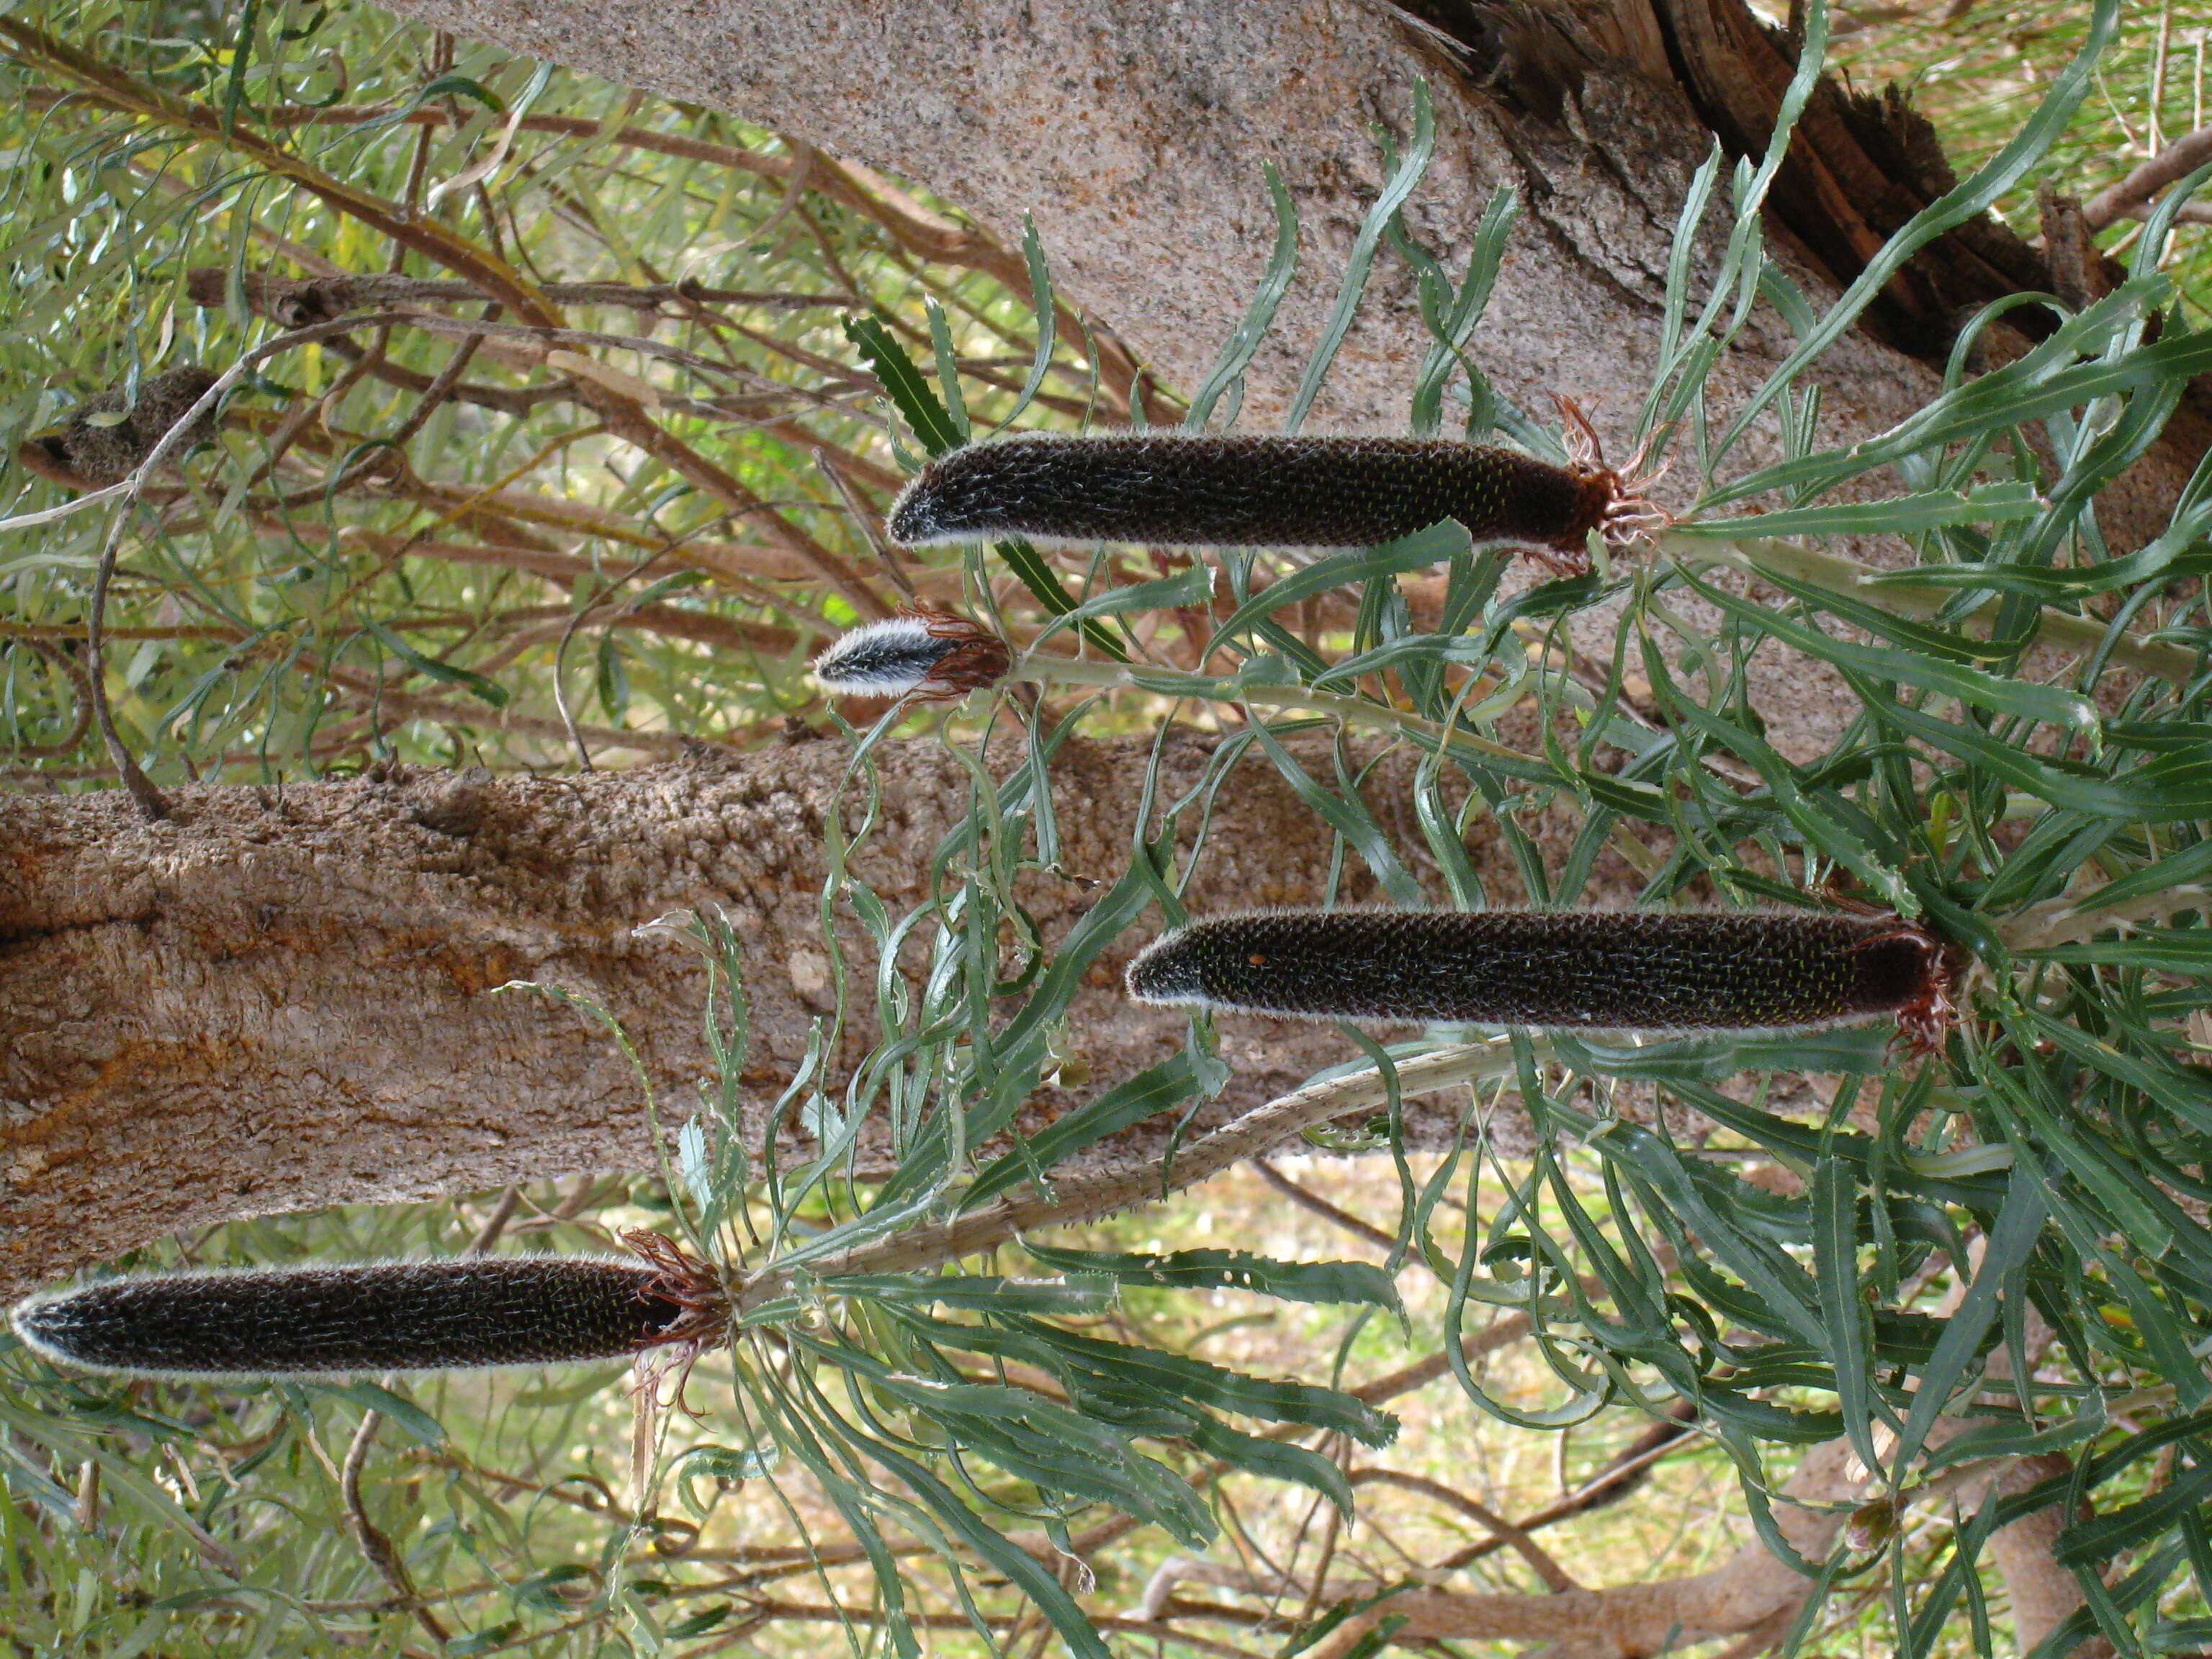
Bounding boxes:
807 605 1012 705
1809 887 1963 1061
1870 922 1965 1061
904 604 1015 699
1543 394 1675 575
619 1228 732 1415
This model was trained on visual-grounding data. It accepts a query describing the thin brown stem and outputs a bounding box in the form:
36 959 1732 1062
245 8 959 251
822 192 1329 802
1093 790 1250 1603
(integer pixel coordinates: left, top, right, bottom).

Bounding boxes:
1251 1159 1399 1251
462 1187 524 1256
343 1411 451 1644
1349 1468 1581 1592
184 269 850 316
2083 122 2212 228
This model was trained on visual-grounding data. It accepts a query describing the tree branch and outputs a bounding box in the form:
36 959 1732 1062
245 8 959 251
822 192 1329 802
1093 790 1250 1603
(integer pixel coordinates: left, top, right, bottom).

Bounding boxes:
1346 1467 1581 1592
1252 1159 1400 1251
2082 125 2212 229
0 730 1617 1296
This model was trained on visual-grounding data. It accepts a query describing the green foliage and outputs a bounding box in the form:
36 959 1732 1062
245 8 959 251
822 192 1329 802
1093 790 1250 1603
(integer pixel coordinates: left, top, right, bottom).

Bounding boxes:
1835 0 2212 315
4 0 2212 1654
1 0 1110 779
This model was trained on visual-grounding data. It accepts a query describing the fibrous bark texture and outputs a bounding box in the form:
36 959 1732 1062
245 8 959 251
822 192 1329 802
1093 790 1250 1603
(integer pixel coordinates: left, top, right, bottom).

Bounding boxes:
369 0 1866 436
0 731 1616 1299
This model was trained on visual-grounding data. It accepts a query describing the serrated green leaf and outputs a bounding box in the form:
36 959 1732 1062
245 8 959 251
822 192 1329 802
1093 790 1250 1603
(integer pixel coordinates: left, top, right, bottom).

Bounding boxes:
2057 1457 2212 1568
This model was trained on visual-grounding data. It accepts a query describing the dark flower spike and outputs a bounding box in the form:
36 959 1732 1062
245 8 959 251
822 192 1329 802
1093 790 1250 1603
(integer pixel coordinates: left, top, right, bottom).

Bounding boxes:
1127 908 1956 1053
808 605 1012 702
10 1234 728 1381
887 417 1670 575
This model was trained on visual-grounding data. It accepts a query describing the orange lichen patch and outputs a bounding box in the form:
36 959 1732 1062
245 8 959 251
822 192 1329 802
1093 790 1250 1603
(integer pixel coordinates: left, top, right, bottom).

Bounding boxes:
437 943 531 997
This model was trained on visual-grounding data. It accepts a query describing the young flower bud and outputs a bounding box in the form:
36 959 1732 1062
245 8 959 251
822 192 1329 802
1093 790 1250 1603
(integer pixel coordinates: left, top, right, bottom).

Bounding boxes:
808 606 1012 702
1126 908 1956 1046
1845 1494 1898 1554
11 1239 726 1380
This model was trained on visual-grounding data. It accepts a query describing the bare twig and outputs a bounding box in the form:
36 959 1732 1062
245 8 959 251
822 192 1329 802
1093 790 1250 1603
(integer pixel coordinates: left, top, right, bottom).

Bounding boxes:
1251 1159 1399 1251
1431 1405 1700 1570
343 1411 451 1644
2083 123 2212 228
1348 1468 1581 1592
326 673 702 755
814 447 916 602
183 269 850 320
462 1187 523 1256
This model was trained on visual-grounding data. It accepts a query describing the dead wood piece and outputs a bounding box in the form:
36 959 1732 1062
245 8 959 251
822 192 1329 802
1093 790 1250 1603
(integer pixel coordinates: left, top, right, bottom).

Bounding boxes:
17 365 223 491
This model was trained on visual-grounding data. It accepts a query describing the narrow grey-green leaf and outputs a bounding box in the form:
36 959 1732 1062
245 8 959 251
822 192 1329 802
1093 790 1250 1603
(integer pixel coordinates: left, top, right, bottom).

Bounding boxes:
1024 1244 1402 1311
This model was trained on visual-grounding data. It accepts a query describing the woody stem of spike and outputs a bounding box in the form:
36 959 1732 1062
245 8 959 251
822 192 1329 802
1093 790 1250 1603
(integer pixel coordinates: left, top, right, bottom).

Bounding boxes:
734 1041 1527 1316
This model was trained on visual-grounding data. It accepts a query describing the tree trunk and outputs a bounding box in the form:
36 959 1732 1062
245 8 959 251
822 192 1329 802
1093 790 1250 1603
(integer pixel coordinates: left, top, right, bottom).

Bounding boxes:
372 0 1856 432
0 729 1613 1298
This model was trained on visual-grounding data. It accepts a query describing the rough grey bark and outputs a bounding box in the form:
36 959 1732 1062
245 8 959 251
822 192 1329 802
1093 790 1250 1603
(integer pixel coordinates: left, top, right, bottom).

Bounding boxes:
0 729 1619 1299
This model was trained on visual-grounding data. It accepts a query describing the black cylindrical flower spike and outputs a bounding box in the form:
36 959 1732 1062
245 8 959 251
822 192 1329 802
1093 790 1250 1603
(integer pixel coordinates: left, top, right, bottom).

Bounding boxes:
1125 909 1956 1046
888 429 1657 570
11 1248 725 1380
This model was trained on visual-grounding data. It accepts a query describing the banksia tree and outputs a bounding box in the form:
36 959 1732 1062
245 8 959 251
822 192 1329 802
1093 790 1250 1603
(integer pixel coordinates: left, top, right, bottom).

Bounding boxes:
6 9 2212 1659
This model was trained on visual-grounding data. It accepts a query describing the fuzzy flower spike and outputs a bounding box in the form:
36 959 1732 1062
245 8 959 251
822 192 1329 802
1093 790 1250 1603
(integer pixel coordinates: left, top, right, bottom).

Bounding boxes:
809 605 1012 702
10 1231 728 1381
889 403 1671 575
1128 908 1957 1054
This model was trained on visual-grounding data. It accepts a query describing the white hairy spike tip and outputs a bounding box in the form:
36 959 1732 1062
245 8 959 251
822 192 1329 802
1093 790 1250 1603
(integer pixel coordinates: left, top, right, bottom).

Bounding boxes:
808 606 1012 703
